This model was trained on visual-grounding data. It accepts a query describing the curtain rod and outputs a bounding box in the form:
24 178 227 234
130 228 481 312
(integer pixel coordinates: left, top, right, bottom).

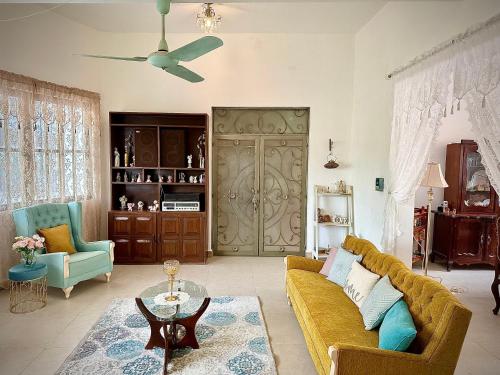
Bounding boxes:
386 12 500 80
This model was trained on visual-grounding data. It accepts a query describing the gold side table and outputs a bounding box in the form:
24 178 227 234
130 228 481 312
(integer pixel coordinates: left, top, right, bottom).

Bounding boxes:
8 263 48 314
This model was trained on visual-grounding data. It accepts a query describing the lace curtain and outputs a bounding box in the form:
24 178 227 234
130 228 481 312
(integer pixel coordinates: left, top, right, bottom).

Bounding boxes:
0 70 101 285
382 18 500 254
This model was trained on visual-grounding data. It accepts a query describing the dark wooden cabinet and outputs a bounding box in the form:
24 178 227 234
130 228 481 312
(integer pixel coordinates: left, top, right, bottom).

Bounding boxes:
108 112 208 264
432 140 498 270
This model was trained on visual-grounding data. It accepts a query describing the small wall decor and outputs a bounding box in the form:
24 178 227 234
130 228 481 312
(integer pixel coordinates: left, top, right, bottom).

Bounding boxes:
119 195 128 210
375 177 384 192
324 139 339 169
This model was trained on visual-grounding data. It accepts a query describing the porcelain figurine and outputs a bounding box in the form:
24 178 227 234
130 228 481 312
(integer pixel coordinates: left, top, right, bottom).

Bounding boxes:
146 175 152 183
119 195 128 210
127 203 135 211
189 176 194 183
137 174 142 183
187 154 193 168
130 155 135 167
167 175 173 183
116 172 121 182
199 156 205 169
124 172 128 183
114 147 120 167
159 176 164 183
199 174 205 184
154 200 160 212
137 201 144 211
193 176 198 184
179 172 186 183
124 150 129 168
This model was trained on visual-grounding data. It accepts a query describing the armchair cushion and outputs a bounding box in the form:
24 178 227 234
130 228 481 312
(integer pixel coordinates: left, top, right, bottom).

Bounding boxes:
69 251 108 277
37 224 76 254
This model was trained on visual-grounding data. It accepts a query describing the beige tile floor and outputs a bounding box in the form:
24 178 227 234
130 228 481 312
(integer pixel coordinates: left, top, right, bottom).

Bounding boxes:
0 256 498 375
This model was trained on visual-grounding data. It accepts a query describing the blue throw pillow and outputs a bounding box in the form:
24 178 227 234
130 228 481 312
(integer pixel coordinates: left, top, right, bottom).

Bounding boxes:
327 247 362 287
379 300 417 352
360 275 403 330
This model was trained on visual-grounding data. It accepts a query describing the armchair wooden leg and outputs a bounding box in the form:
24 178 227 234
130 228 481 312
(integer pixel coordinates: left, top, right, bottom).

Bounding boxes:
62 286 74 299
105 272 112 283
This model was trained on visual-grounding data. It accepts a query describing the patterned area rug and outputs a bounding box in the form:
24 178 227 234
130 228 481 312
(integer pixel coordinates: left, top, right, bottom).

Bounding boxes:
56 297 277 375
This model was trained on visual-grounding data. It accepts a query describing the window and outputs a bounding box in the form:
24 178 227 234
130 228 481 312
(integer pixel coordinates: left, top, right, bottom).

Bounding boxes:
0 70 100 211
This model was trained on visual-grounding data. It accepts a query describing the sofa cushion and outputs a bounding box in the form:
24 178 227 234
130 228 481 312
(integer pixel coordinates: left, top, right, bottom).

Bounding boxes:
287 269 378 374
343 261 380 308
379 300 417 351
69 251 108 276
327 247 362 287
319 247 338 276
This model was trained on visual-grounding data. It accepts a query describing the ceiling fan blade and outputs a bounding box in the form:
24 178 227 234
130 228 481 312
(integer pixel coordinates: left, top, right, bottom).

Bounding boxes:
168 36 223 62
163 65 204 83
77 54 147 62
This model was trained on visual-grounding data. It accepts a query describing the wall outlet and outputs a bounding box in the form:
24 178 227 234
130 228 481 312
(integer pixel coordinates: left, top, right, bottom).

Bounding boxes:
375 177 384 191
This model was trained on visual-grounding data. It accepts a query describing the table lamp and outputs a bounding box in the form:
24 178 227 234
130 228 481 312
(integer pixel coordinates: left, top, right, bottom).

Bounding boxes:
421 162 448 276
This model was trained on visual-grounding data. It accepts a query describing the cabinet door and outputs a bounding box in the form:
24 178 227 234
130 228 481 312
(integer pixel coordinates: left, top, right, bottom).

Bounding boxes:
453 218 483 263
159 239 180 260
133 238 156 263
112 237 132 262
182 216 202 237
109 214 132 236
134 127 158 167
483 220 498 265
134 214 156 236
159 215 180 238
181 239 203 260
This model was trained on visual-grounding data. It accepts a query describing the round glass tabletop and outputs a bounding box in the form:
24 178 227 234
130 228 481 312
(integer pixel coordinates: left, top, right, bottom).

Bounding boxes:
138 280 208 322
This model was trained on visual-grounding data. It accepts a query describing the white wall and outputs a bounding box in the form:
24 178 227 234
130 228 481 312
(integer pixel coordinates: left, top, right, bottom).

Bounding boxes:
350 0 500 265
97 32 355 250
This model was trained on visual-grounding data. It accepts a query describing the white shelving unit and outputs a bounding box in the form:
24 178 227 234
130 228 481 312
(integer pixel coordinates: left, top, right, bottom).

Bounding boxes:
312 184 355 260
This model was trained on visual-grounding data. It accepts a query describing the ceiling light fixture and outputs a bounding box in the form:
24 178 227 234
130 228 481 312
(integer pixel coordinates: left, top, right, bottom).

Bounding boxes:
197 3 221 34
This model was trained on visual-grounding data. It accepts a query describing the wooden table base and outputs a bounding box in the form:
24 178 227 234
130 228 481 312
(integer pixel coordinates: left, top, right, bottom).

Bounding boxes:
135 297 211 374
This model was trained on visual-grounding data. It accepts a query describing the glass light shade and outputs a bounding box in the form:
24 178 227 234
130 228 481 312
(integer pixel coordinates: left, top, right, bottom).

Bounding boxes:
197 3 221 33
421 162 449 188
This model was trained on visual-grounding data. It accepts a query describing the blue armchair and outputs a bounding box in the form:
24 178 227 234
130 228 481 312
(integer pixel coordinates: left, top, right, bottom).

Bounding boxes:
12 202 114 298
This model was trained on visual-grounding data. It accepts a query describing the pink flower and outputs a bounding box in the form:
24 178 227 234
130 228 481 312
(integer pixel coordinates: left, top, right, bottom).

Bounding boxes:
35 240 44 249
27 242 35 250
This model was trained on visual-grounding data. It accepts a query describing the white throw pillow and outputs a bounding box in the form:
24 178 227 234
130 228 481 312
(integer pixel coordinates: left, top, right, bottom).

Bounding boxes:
343 261 380 308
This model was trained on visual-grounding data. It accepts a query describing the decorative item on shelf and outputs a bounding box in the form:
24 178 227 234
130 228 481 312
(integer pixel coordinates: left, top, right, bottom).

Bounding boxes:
443 200 450 215
334 179 347 194
136 174 142 183
197 132 206 169
167 175 173 183
124 172 129 183
163 259 180 301
189 176 194 183
317 208 332 223
124 149 129 168
130 155 135 168
187 154 193 168
127 203 135 211
137 201 144 211
193 176 198 183
334 215 349 225
154 200 160 212
159 176 164 183
421 162 448 277
131 175 136 183
200 156 205 169
324 138 339 169
148 205 154 212
146 175 152 183
179 172 186 183
113 147 120 167
12 235 45 267
115 172 121 182
119 195 128 210
199 173 205 184
124 133 133 167
197 3 221 33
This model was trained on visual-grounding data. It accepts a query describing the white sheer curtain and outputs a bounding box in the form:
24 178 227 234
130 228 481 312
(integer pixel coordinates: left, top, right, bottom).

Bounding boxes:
0 70 101 285
382 17 500 254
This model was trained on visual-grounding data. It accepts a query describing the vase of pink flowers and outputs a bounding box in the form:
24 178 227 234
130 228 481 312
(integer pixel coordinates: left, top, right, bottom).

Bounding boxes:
12 235 45 267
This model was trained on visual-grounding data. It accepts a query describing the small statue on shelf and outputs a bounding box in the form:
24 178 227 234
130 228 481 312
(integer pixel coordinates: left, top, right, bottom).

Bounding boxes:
124 149 129 168
130 155 135 167
199 156 205 169
146 175 152 183
154 200 160 212
199 174 205 184
119 195 128 210
137 201 144 211
136 174 142 183
159 176 164 183
167 175 173 183
197 132 206 166
127 203 135 211
179 172 186 183
187 154 193 168
193 176 198 184
114 147 120 167
189 176 194 183
124 172 129 183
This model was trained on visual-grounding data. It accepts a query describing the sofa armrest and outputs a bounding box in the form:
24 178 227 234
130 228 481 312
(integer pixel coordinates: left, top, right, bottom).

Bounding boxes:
284 255 323 273
328 344 430 375
76 240 112 253
36 252 70 286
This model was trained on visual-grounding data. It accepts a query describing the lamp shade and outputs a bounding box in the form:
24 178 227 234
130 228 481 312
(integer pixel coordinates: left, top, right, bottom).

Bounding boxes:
421 162 449 188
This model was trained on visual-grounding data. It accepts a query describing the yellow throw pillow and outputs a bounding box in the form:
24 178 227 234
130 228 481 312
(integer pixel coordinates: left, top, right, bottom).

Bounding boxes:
37 224 77 254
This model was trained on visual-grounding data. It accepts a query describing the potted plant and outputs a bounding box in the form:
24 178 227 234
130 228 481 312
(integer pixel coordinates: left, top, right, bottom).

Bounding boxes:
12 235 45 267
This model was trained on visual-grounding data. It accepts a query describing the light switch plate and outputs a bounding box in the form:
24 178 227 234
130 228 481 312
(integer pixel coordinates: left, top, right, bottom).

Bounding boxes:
375 178 384 192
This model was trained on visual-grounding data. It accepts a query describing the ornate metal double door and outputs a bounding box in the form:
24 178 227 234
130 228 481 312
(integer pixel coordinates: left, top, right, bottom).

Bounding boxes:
213 135 308 256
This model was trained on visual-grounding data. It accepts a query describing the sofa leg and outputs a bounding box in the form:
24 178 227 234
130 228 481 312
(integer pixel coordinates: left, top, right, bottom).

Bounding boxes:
105 272 112 283
62 286 74 299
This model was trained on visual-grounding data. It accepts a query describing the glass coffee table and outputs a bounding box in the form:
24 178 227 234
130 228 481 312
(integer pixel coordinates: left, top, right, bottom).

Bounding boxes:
136 280 210 375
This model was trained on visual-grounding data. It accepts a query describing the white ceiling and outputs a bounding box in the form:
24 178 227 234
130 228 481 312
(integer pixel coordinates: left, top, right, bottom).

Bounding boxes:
0 1 462 34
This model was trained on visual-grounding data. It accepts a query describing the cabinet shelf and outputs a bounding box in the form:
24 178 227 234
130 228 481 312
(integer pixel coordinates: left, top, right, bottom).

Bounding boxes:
112 182 159 185
315 222 351 227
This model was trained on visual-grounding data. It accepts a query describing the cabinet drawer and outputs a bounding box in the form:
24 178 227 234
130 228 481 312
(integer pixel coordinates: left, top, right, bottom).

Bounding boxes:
109 214 132 235
182 216 202 237
134 214 156 236
133 238 156 263
112 237 132 262
159 216 180 238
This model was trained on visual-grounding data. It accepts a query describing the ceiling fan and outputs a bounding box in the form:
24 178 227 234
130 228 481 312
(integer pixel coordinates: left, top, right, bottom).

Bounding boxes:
78 0 223 83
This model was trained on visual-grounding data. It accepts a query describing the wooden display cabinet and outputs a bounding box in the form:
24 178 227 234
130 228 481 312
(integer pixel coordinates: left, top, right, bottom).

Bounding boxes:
432 140 498 270
108 112 208 264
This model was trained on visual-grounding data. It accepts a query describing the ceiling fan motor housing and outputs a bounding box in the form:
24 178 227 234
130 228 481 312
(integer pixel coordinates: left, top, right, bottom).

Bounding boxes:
157 0 171 15
148 51 177 69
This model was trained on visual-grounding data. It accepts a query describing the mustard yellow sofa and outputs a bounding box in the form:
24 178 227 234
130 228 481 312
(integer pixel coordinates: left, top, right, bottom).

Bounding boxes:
285 235 471 375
